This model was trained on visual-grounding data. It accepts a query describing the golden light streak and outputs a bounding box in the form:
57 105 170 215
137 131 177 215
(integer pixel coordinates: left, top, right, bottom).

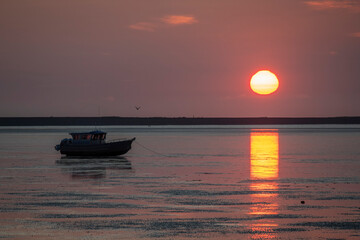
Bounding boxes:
249 131 279 220
250 132 279 180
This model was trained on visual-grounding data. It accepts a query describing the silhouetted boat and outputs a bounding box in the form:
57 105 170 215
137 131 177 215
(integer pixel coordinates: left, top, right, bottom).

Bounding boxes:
55 130 135 156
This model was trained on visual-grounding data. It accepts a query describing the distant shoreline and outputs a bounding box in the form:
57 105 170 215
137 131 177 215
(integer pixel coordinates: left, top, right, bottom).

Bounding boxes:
0 117 360 126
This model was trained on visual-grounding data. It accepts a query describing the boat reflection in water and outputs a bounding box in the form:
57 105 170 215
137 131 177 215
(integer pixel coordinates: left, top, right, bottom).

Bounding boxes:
56 157 132 179
249 130 279 239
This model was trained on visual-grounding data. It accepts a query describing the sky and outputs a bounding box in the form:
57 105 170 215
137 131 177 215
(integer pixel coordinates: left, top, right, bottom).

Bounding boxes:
0 0 359 117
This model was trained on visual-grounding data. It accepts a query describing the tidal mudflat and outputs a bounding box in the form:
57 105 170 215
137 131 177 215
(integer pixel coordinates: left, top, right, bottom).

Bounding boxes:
0 126 359 239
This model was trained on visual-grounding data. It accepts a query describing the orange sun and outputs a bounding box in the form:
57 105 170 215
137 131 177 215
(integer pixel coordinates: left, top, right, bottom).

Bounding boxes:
250 70 279 95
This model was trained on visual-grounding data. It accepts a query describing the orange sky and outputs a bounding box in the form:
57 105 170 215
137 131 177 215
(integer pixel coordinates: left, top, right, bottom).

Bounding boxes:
0 0 359 117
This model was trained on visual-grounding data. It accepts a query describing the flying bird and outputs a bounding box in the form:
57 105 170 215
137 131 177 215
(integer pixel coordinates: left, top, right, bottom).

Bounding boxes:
135 106 141 110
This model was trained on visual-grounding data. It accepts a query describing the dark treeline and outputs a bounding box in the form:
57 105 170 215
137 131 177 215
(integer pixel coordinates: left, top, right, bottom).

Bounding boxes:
0 117 360 126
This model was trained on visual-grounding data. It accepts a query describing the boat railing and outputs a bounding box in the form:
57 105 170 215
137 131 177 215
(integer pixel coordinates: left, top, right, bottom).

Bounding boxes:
107 138 130 143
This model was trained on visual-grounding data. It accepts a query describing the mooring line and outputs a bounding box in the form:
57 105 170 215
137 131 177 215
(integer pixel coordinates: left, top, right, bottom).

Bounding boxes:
134 140 174 158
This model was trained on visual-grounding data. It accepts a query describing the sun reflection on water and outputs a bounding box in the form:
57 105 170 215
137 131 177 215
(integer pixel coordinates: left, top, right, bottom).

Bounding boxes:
250 132 278 180
249 131 279 238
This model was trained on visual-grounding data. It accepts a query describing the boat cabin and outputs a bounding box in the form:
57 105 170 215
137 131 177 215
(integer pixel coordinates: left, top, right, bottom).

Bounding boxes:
70 130 107 143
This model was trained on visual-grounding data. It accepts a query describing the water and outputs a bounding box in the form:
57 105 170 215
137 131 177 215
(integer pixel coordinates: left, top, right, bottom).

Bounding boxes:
0 125 359 239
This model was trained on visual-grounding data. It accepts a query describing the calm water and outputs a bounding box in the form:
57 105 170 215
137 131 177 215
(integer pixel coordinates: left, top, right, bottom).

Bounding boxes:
0 125 359 239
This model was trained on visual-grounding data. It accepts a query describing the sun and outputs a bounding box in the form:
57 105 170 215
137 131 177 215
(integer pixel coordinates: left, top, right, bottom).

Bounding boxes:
250 70 279 95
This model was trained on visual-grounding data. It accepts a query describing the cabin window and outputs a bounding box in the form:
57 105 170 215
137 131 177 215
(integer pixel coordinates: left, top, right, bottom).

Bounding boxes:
81 135 88 140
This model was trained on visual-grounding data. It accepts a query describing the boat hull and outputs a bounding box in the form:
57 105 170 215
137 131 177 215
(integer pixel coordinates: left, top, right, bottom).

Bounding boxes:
59 138 135 156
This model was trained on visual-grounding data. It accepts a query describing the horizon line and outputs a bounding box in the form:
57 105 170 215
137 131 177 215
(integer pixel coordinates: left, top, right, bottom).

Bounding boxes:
0 116 360 119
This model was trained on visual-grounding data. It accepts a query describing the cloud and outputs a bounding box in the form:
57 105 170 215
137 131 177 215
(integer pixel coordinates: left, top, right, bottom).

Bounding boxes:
129 22 157 32
129 15 198 32
351 32 360 37
161 15 198 25
106 96 115 102
304 0 360 12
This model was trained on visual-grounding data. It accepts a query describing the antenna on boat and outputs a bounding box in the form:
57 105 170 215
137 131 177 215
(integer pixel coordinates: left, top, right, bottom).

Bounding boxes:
95 105 101 130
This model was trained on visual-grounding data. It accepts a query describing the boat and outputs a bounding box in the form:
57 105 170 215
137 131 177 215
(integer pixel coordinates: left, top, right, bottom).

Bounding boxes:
55 130 135 156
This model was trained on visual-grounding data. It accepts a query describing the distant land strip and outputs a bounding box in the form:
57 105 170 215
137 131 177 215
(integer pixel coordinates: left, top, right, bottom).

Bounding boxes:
0 117 360 126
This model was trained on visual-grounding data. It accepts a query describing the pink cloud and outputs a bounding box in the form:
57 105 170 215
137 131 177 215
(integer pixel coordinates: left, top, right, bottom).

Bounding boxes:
129 15 198 32
129 22 157 32
305 0 360 12
161 15 198 25
351 32 360 37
